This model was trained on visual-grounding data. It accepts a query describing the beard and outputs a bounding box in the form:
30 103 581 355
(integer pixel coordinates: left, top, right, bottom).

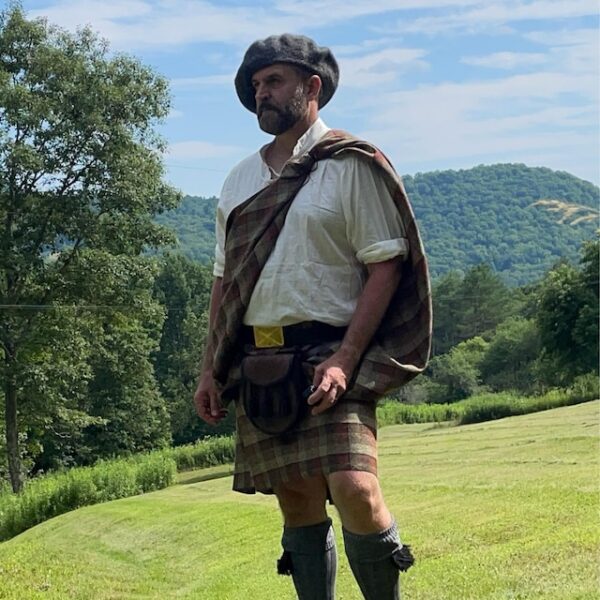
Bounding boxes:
257 85 307 135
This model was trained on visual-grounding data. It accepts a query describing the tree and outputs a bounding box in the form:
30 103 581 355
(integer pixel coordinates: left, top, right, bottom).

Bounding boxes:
429 336 489 401
432 264 518 355
479 317 540 392
431 270 463 355
0 6 180 491
535 239 599 385
152 254 235 444
457 264 516 340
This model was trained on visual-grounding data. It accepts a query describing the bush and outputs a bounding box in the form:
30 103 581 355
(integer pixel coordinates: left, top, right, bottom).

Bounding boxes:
0 436 236 542
0 453 177 542
377 378 598 428
164 436 235 471
377 401 464 426
458 379 598 424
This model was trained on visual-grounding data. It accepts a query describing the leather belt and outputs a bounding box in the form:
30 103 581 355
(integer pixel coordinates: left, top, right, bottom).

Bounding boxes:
241 321 347 349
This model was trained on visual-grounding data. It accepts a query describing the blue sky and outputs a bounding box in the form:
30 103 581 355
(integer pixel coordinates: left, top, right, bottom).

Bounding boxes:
19 0 600 197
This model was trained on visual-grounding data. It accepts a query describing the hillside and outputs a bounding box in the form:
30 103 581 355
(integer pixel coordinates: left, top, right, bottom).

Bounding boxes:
1 401 597 599
405 164 598 284
157 164 598 285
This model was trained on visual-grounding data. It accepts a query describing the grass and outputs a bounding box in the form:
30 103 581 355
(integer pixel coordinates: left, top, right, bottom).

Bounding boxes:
0 401 598 599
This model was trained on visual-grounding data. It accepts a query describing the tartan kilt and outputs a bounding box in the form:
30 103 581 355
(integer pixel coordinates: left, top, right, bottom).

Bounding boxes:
232 396 378 495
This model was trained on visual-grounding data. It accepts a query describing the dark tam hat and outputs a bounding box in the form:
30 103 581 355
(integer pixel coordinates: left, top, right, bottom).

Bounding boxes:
235 33 339 113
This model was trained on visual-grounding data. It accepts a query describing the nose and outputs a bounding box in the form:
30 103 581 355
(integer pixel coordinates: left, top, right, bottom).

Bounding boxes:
254 82 270 103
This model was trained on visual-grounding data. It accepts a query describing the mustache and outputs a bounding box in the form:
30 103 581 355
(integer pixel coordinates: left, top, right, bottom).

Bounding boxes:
258 103 281 116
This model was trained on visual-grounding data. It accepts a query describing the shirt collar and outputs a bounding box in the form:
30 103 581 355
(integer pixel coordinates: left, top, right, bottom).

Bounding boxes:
291 118 330 158
259 118 331 178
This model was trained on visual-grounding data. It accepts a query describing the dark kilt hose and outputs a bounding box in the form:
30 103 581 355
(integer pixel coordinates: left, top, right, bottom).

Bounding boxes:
211 131 432 496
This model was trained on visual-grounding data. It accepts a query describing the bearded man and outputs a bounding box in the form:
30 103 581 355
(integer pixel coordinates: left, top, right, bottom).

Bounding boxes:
194 34 431 600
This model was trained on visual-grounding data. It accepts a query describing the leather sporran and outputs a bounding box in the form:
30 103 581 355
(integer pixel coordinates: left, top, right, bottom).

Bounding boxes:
240 351 309 436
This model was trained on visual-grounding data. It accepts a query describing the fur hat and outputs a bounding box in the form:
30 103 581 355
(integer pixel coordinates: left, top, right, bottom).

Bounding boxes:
235 34 339 113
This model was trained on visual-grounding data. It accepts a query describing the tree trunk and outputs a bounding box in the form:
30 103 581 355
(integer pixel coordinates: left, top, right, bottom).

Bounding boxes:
4 352 22 493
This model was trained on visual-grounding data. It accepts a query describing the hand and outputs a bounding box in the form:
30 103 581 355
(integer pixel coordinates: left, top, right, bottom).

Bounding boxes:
307 350 357 416
194 369 228 425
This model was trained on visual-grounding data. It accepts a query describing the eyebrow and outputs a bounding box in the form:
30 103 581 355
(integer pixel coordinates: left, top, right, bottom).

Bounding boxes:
252 73 283 86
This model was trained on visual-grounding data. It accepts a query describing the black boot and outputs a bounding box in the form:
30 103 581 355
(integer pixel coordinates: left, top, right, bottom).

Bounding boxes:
343 520 414 600
277 518 337 600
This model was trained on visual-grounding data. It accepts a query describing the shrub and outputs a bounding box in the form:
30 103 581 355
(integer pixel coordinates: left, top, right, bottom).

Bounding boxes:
0 453 177 542
377 380 598 428
165 436 235 471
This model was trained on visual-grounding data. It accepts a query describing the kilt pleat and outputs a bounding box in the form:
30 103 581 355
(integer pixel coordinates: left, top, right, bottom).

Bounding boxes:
232 398 378 494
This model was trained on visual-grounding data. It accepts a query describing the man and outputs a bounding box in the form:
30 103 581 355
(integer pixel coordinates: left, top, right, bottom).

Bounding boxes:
194 34 431 600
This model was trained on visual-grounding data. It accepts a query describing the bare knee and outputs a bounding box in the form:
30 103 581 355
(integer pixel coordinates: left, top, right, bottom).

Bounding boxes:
274 475 328 527
327 471 391 534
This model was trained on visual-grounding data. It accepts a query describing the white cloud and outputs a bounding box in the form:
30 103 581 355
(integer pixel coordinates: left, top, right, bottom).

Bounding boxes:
525 27 599 46
170 74 233 88
168 141 241 159
275 0 482 20
339 48 429 87
351 66 597 183
461 51 548 69
29 0 308 49
391 0 599 35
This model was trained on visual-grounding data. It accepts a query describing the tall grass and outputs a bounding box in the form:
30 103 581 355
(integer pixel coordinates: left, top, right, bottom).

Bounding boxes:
377 373 599 427
2 375 596 543
0 436 237 543
0 453 177 542
163 435 235 471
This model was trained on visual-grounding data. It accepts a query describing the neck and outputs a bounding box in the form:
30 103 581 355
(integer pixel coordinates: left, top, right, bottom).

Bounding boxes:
271 113 318 159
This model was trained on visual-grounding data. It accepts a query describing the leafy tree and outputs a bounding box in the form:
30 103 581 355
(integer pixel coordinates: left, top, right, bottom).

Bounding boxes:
457 265 517 339
432 271 463 355
535 239 599 385
429 337 489 401
432 264 518 355
152 254 234 444
0 7 179 491
479 317 541 393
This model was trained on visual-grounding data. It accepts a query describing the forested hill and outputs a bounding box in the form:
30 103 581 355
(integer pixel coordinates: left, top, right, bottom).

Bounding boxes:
157 163 598 285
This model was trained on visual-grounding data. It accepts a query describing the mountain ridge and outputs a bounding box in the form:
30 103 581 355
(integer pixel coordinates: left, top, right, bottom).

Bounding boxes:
156 163 598 285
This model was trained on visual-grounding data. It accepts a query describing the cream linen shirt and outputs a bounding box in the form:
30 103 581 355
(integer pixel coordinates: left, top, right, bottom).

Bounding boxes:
213 119 409 327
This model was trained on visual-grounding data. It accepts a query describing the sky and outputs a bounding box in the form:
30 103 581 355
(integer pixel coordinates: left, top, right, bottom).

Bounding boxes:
17 0 600 198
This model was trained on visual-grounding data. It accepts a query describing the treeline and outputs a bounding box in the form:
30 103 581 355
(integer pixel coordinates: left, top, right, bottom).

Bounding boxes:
0 255 233 491
4 240 597 495
398 239 599 404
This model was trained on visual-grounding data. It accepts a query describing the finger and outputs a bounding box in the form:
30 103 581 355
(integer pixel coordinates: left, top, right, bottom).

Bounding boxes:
195 392 224 425
307 379 331 405
194 391 207 418
209 390 221 418
311 387 339 416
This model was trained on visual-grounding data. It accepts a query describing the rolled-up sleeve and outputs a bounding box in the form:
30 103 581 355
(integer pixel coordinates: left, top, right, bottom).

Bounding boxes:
341 155 409 264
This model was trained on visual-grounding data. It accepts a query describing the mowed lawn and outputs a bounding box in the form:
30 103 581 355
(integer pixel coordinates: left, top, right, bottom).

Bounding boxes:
0 401 598 599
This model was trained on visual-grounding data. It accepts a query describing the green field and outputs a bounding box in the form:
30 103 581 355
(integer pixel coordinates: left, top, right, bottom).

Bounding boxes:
1 401 598 599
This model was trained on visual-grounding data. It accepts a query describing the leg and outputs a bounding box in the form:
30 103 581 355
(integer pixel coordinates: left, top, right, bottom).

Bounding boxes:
273 475 337 600
328 471 414 600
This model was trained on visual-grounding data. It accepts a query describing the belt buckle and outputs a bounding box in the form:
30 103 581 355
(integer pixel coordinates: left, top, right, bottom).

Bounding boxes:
253 325 284 348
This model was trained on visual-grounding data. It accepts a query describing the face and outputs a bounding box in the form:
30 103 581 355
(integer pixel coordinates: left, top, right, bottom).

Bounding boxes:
251 64 309 135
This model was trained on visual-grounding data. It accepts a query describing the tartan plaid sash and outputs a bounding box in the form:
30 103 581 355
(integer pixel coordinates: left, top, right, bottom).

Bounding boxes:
212 130 432 401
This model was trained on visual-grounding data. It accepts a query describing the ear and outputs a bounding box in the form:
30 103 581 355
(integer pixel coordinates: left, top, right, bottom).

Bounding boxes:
306 74 322 103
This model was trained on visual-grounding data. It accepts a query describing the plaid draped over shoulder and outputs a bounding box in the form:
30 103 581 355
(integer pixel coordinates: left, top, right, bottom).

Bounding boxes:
211 130 432 402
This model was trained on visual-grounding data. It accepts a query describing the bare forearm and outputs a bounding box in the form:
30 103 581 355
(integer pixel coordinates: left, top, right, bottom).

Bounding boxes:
338 258 402 369
195 276 227 423
307 257 402 414
200 276 223 372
